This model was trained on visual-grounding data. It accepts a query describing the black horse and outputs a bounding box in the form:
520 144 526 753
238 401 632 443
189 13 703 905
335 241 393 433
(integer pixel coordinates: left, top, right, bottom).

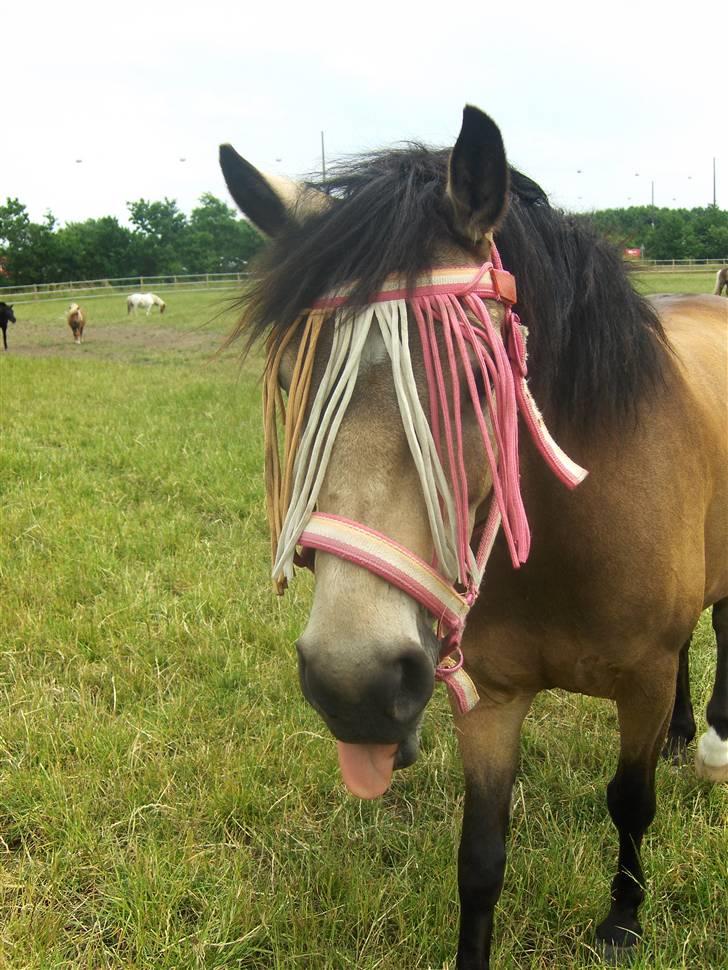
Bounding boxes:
0 302 16 351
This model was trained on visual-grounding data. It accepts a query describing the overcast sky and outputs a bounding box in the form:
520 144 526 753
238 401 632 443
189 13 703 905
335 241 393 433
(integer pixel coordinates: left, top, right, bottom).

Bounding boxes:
5 0 725 227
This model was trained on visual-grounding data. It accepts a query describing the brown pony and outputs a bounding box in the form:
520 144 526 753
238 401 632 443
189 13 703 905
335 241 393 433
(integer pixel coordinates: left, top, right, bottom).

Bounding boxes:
220 107 728 968
714 266 728 296
67 303 85 344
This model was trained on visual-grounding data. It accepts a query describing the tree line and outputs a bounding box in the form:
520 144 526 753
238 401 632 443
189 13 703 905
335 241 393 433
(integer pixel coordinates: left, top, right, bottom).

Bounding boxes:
585 205 728 261
0 195 264 287
1 197 726 288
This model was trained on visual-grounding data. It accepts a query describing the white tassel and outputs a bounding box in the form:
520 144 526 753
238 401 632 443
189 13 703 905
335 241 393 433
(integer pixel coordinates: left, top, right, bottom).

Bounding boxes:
272 299 464 584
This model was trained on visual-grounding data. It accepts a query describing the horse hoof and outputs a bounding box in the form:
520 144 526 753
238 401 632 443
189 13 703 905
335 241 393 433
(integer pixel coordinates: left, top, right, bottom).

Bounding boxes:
596 917 641 964
662 735 691 766
601 943 637 966
600 942 638 965
695 728 728 782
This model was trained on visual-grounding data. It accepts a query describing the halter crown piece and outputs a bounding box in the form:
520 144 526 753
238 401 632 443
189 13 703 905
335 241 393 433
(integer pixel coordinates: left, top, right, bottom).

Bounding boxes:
263 245 588 715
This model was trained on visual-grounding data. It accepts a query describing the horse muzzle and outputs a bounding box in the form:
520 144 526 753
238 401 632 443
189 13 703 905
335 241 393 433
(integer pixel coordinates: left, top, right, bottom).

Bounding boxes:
296 636 434 797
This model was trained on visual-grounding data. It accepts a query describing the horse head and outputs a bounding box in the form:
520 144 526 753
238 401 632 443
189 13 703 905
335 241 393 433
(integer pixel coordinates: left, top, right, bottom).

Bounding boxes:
221 108 517 797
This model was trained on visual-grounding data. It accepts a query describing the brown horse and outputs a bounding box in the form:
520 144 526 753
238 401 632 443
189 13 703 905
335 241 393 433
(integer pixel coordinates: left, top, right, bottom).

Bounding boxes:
220 107 728 968
714 266 728 296
67 303 85 344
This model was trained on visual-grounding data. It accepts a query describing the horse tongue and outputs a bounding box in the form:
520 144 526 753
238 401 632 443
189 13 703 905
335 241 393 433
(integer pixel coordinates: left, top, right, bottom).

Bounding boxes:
336 741 398 799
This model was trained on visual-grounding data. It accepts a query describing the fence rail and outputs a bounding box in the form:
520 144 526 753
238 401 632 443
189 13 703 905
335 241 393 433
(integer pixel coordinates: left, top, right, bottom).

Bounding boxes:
630 258 728 271
2 260 726 304
0 272 250 305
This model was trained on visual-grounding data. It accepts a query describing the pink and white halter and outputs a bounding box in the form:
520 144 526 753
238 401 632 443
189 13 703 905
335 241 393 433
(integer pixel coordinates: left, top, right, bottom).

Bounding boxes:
265 246 587 714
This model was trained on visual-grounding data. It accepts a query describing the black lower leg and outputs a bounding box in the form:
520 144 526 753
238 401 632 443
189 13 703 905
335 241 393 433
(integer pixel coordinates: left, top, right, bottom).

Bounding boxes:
596 761 656 950
663 637 696 762
457 780 511 970
707 599 728 741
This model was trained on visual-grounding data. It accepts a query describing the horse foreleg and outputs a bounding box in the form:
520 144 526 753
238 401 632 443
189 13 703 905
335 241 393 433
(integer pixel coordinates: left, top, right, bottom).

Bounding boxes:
2 327 6 351
455 693 533 970
596 669 675 958
663 636 696 763
696 598 728 781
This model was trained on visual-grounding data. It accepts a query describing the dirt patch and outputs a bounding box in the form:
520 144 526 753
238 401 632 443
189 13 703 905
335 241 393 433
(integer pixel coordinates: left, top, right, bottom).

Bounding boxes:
3 319 235 364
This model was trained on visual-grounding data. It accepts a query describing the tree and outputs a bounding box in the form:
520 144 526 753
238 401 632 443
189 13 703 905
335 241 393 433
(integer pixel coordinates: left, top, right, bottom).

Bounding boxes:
182 193 263 273
55 217 136 280
589 205 728 260
127 198 188 276
0 199 61 284
127 198 187 241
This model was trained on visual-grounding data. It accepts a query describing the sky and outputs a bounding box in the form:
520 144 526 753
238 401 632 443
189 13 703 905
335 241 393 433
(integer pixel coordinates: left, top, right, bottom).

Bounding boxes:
5 0 725 227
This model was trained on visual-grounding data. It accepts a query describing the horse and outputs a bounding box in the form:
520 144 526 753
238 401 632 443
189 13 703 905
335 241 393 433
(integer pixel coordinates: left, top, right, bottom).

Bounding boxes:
714 266 728 296
219 106 728 968
126 292 166 315
0 301 16 351
66 303 85 344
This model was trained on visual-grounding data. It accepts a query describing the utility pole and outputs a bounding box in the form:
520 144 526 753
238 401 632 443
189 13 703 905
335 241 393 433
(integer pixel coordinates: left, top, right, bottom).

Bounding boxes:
321 131 326 185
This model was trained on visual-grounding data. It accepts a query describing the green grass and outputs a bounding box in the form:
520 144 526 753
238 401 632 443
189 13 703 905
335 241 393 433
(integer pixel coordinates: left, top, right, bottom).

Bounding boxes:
0 278 725 968
631 270 717 295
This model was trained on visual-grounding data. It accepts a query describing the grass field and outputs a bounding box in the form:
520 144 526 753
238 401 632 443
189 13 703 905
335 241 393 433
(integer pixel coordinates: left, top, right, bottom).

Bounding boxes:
630 270 718 295
1 278 725 969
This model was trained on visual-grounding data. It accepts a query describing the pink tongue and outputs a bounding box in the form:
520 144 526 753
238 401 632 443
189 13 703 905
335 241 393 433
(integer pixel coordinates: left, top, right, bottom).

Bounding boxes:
336 741 398 799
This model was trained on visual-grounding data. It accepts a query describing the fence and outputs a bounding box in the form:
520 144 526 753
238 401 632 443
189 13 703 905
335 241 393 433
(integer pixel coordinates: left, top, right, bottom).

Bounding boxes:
0 272 250 305
629 258 728 272
2 260 726 304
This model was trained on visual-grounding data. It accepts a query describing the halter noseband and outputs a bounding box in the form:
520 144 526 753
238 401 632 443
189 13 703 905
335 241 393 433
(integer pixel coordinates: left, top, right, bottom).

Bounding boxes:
263 248 587 714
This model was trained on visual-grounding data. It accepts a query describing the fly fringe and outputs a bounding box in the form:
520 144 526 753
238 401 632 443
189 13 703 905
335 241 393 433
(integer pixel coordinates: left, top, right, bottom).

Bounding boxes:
263 310 325 592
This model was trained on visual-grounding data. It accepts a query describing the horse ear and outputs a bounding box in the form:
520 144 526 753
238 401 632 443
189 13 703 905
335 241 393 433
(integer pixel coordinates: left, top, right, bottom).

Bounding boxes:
447 106 509 243
219 144 290 236
220 145 330 237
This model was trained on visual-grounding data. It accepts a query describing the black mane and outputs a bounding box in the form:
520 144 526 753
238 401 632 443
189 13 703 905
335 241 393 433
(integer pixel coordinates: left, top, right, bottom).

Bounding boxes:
235 146 666 430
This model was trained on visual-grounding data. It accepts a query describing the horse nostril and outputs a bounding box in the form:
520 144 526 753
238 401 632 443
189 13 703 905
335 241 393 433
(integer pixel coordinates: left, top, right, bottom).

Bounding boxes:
388 646 434 724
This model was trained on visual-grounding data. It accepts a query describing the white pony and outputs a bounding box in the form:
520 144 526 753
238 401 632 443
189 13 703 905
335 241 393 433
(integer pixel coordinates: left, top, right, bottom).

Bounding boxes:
714 266 728 296
127 293 167 316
